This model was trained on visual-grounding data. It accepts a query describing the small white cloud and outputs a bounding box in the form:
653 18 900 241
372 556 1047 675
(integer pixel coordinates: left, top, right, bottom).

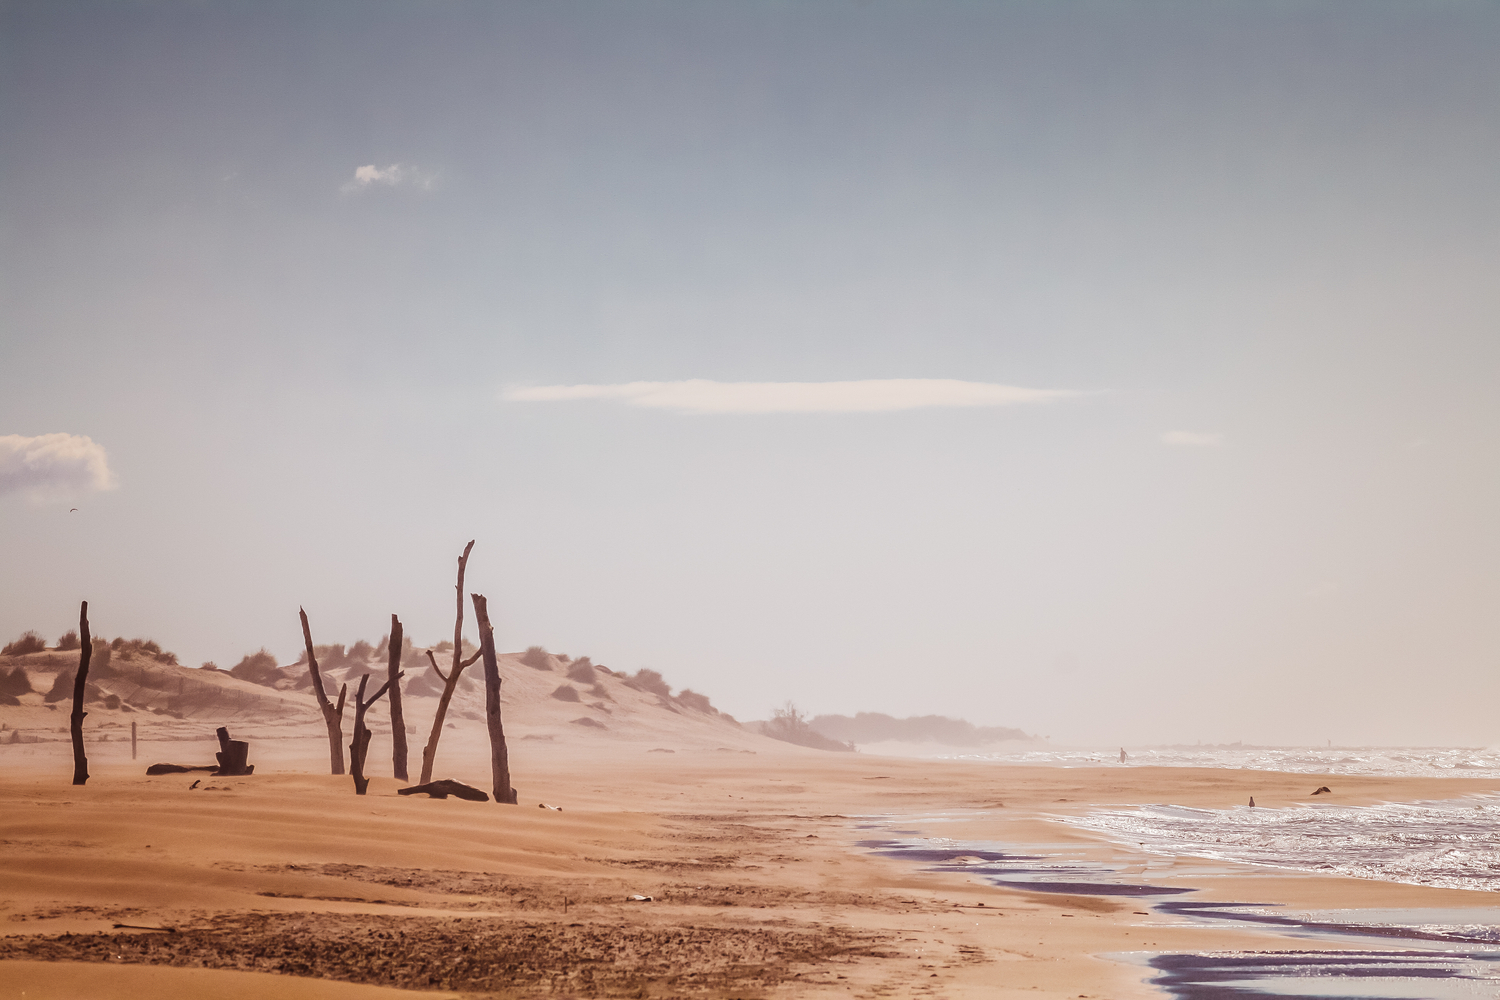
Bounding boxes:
340 163 435 194
1161 430 1224 447
502 379 1076 415
0 433 116 499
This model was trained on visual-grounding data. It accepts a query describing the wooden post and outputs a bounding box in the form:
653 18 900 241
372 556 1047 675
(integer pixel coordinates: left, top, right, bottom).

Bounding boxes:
131 720 137 760
70 601 92 786
348 671 395 796
418 541 480 785
300 607 347 775
387 614 408 781
470 593 515 804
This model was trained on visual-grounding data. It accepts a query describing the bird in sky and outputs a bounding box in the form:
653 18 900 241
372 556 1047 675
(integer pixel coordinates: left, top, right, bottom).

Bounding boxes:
69 508 78 513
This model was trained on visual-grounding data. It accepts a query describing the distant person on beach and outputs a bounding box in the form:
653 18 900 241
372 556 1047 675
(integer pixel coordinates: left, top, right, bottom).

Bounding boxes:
1119 748 1127 763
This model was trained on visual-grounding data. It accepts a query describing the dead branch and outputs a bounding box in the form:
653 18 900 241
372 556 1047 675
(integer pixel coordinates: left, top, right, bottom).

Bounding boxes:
70 601 91 786
300 607 346 775
471 592 516 804
424 649 448 684
387 614 409 781
418 540 476 785
397 778 489 801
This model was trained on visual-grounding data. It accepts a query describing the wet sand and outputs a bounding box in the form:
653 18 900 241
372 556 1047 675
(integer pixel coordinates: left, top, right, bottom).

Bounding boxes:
3 733 1499 998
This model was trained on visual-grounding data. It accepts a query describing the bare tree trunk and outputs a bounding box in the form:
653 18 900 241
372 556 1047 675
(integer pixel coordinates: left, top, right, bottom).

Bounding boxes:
300 607 347 775
418 540 478 785
387 614 408 781
348 672 395 796
471 593 516 804
131 720 137 760
70 601 92 786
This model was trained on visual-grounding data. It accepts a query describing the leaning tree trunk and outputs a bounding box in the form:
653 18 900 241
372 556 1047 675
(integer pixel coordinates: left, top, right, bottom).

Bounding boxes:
70 601 92 786
300 607 347 775
418 540 479 785
348 672 395 796
471 593 516 804
387 614 408 781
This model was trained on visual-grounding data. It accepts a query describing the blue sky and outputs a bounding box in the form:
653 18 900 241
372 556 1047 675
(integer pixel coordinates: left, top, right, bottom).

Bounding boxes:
3 1 1498 744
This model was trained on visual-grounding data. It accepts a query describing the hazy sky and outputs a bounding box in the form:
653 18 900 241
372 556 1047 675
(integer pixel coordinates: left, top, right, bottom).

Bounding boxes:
3 1 1498 746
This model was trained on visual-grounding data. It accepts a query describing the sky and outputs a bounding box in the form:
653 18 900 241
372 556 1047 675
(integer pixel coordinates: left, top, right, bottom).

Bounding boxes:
2 1 1498 746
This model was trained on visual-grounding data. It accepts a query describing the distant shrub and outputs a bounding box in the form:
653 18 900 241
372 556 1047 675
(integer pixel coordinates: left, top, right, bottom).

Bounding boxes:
675 689 715 714
103 694 121 710
566 657 597 683
56 631 80 651
109 638 178 665
762 702 855 752
0 667 32 697
44 670 73 703
1 632 46 657
348 640 376 662
201 662 220 671
550 684 581 703
230 649 282 686
624 668 671 698
521 646 553 671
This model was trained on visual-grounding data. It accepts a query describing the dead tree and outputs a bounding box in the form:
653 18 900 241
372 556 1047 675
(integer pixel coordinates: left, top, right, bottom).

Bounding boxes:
300 607 348 775
418 540 482 785
387 614 409 781
70 601 92 786
471 592 516 804
348 672 395 795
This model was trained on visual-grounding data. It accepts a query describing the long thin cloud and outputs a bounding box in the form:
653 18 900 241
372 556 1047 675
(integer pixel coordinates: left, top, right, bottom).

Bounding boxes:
503 379 1076 415
0 433 116 497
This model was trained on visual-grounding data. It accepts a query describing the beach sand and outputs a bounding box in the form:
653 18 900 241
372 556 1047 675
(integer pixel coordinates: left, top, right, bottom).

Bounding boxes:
4 725 1500 999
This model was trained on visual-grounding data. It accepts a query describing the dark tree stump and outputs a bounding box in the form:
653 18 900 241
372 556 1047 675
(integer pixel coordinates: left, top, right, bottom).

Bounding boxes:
213 726 254 776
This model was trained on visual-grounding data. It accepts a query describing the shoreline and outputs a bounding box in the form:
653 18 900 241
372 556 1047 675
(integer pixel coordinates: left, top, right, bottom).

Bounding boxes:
3 738 1499 997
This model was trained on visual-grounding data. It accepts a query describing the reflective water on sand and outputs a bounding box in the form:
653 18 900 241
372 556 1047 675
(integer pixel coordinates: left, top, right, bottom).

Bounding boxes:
949 746 1500 779
1068 796 1500 892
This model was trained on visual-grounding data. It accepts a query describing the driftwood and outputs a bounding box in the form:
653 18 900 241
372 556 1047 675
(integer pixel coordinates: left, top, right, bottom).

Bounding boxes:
397 779 489 801
418 540 482 785
300 607 347 775
348 671 395 795
145 763 217 775
471 592 516 804
70 602 92 786
214 726 254 776
387 614 409 782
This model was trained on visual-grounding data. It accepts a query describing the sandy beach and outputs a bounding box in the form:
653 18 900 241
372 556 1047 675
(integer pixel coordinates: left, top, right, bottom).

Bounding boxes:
5 722 1500 999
